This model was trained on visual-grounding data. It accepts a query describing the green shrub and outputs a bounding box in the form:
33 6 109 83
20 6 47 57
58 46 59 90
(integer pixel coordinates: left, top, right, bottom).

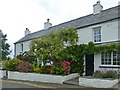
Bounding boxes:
93 70 102 78
41 66 53 74
93 70 118 79
3 59 21 71
106 70 117 78
33 67 42 73
52 64 64 75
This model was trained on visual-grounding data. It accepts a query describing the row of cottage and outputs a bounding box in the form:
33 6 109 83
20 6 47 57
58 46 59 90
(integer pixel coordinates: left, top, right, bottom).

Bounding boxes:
14 1 120 76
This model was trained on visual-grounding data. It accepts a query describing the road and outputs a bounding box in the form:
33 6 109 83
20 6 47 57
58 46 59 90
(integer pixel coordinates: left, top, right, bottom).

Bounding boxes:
0 79 119 90
1 79 85 89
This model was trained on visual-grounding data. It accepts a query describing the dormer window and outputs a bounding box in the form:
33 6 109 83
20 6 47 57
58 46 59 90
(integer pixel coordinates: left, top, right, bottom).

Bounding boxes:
93 26 101 42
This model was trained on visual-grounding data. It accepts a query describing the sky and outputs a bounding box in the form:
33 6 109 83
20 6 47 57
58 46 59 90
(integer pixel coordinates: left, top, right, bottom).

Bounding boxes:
0 0 119 57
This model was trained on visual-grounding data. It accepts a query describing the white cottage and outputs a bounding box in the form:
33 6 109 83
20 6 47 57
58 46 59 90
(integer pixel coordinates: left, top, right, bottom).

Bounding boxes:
14 1 120 76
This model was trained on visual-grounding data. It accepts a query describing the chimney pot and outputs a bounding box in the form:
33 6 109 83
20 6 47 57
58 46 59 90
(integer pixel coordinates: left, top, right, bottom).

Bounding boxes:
25 28 31 36
118 1 120 5
47 19 50 22
97 0 100 4
44 19 52 29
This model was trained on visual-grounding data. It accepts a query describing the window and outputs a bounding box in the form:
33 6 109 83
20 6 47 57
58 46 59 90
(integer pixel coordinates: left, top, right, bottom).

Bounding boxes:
21 44 23 52
101 51 120 65
101 52 111 65
93 26 101 42
113 51 120 65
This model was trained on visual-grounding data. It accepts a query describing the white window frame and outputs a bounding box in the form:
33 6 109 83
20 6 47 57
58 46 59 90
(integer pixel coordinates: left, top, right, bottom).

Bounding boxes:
93 26 101 43
113 51 120 65
101 52 111 65
101 51 120 66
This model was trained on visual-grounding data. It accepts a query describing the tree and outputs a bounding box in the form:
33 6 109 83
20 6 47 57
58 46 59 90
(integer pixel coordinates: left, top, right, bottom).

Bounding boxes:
30 28 78 65
0 30 11 61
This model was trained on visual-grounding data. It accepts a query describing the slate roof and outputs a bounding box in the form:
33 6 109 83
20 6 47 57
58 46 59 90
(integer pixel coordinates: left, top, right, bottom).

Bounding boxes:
15 5 120 44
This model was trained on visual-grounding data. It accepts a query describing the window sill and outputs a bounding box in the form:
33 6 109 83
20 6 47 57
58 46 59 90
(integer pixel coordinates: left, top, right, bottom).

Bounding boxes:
99 65 120 68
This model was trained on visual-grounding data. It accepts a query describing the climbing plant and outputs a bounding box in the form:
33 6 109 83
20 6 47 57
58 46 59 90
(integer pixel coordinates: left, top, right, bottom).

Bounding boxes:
57 42 120 75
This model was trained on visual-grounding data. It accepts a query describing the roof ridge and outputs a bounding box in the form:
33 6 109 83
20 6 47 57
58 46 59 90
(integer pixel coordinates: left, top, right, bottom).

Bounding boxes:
15 5 119 44
24 5 119 36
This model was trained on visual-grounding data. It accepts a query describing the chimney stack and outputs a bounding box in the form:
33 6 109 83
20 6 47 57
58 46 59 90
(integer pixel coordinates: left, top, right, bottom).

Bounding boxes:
118 1 120 5
93 1 103 14
25 28 31 36
44 19 52 29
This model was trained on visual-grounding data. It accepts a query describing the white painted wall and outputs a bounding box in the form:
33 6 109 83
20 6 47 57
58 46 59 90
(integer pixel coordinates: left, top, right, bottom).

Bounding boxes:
15 41 31 56
79 77 119 88
77 19 119 73
94 53 101 72
0 70 6 78
77 19 119 44
8 71 79 84
118 20 120 40
94 53 120 72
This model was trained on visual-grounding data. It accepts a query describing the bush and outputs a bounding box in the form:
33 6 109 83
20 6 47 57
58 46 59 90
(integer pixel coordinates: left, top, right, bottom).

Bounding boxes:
93 70 102 78
3 59 21 71
16 61 31 72
52 61 71 75
41 66 53 74
52 64 64 75
33 67 42 73
106 70 117 78
16 54 35 63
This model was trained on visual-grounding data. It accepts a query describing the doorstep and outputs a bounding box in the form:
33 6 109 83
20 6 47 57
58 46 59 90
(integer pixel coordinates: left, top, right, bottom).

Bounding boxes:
63 77 79 85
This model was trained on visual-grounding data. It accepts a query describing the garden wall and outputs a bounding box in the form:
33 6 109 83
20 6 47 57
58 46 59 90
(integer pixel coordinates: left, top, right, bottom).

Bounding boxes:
79 77 119 88
8 71 79 84
0 70 6 78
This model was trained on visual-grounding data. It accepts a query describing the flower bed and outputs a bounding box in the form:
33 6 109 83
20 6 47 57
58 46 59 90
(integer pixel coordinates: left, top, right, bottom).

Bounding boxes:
79 77 119 88
0 70 6 78
8 71 79 84
79 70 119 88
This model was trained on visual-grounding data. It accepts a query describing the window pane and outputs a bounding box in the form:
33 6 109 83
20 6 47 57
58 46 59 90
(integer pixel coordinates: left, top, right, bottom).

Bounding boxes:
113 51 120 65
93 26 101 42
101 52 111 65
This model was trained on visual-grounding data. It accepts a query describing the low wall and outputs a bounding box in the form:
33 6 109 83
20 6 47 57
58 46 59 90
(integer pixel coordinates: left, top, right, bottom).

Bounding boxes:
0 70 6 78
8 71 78 84
79 77 119 88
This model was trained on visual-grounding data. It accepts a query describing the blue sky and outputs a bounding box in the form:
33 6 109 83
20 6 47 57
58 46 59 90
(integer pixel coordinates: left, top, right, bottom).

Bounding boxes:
0 0 119 57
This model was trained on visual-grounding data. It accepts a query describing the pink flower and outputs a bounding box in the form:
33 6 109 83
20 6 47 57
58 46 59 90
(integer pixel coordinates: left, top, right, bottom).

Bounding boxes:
62 62 66 66
107 70 113 72
95 70 101 73
65 61 70 65
66 66 70 69
67 72 70 75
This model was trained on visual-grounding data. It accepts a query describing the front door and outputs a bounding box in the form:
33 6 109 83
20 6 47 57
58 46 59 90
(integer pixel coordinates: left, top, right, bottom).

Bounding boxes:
85 54 94 76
